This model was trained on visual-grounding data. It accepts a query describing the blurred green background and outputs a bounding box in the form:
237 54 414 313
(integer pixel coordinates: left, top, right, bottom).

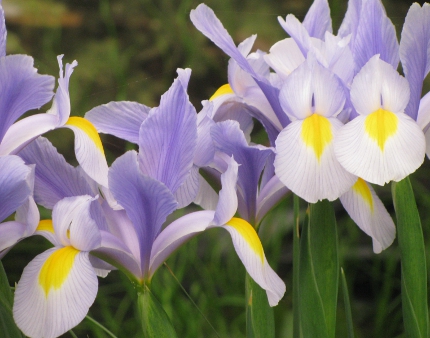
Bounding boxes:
2 0 429 337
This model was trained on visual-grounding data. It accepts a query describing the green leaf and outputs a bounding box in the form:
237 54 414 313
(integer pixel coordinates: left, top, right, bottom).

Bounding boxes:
137 286 178 338
245 272 275 338
299 200 339 338
340 268 354 338
293 194 302 338
0 260 24 338
392 178 429 338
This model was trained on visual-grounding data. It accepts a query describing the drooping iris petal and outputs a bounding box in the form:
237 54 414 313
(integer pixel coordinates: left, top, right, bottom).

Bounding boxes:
340 178 395 253
217 218 285 306
0 55 54 142
336 55 425 185
302 0 332 39
19 136 94 209
400 3 430 120
138 71 197 196
109 150 177 275
0 155 32 222
85 101 150 144
353 0 399 71
335 112 425 185
13 248 98 338
35 219 61 247
275 117 356 203
64 116 109 188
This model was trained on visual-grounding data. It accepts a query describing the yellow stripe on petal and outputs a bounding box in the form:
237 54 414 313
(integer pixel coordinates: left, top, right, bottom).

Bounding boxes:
301 114 333 161
38 246 79 297
209 84 234 101
65 117 105 155
365 108 398 151
225 217 264 263
36 220 54 233
352 178 374 212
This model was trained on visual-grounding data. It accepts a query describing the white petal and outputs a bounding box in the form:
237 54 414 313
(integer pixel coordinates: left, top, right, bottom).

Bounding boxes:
335 113 426 185
14 248 98 338
264 38 304 80
217 218 285 306
64 117 109 188
340 178 396 253
275 118 356 203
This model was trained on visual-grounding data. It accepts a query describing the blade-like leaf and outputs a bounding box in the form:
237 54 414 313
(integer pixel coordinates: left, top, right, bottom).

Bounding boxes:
137 287 177 338
0 261 24 337
340 268 354 338
299 200 339 338
245 272 275 338
392 178 429 338
293 194 301 338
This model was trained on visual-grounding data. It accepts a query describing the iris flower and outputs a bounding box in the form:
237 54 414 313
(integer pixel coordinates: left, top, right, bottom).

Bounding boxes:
86 70 285 304
13 195 103 338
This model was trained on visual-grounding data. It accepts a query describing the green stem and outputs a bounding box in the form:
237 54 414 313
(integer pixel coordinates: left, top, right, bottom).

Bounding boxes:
85 315 117 338
293 194 301 338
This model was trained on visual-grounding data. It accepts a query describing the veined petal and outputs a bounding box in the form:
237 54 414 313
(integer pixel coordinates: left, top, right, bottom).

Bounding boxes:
353 0 399 71
0 113 58 156
138 71 197 195
193 174 219 210
302 0 332 39
16 195 40 237
35 219 61 247
340 178 395 253
19 137 94 209
174 165 199 208
85 101 150 144
275 118 356 203
52 196 101 251
335 113 425 185
13 248 98 338
109 150 177 275
217 218 285 306
400 3 430 120
0 155 32 222
338 0 362 46
0 55 54 142
64 116 109 188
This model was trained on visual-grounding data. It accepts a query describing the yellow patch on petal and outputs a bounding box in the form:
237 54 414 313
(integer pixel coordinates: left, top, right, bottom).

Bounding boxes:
65 117 105 155
36 220 54 233
365 108 398 151
301 114 333 161
352 178 374 212
39 247 79 297
225 217 264 263
209 84 234 101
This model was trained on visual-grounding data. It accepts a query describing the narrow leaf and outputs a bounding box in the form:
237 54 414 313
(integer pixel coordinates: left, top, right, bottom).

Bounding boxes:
245 272 275 338
137 287 177 338
340 268 354 338
299 200 339 338
392 177 428 338
293 194 301 338
0 260 24 338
